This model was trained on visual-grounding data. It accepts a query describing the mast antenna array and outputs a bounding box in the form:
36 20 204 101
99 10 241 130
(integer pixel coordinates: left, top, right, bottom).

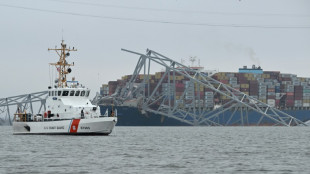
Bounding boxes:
48 40 77 88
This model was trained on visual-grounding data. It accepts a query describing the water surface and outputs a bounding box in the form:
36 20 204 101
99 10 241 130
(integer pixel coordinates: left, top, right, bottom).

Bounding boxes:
0 126 309 174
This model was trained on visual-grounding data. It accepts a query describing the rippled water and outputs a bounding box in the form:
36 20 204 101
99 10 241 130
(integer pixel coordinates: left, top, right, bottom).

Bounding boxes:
0 126 309 174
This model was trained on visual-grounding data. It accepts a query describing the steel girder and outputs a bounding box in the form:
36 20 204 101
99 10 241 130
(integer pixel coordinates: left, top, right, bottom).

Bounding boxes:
0 91 48 125
100 49 307 126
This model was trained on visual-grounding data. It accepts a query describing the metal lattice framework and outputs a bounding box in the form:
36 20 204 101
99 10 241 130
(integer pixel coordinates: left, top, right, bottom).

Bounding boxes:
107 49 307 126
0 91 48 125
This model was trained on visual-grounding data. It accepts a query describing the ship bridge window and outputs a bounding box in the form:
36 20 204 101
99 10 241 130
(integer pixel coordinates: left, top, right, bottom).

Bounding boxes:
70 90 75 96
52 91 54 96
62 90 69 96
81 91 85 97
75 91 80 96
58 91 62 96
49 91 51 96
86 90 90 97
55 91 58 96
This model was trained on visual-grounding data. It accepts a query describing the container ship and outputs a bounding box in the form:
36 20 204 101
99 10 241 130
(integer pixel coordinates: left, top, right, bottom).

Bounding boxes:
99 65 310 126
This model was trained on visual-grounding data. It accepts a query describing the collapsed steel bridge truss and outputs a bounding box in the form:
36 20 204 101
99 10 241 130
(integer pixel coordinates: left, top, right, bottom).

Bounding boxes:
111 49 306 126
0 91 48 125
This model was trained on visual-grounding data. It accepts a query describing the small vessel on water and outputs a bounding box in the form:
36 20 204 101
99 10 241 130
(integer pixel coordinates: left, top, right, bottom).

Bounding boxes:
13 41 117 135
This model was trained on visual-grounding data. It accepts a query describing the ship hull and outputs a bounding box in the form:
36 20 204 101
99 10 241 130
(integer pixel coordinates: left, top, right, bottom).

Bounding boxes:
101 106 189 126
13 117 117 135
101 106 310 126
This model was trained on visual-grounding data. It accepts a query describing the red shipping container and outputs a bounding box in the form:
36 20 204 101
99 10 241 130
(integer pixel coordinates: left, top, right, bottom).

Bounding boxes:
282 77 292 81
183 77 190 81
286 100 294 107
275 99 280 106
294 96 303 100
205 88 213 92
294 93 303 98
175 83 185 88
294 86 303 91
220 80 229 84
287 92 294 96
108 81 118 85
286 96 294 100
236 73 244 78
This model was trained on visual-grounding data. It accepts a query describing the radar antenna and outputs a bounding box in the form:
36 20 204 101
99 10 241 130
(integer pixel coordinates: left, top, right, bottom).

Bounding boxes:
48 40 77 88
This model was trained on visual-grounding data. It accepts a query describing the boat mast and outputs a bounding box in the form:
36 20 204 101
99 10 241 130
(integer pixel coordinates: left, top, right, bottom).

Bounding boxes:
48 40 77 88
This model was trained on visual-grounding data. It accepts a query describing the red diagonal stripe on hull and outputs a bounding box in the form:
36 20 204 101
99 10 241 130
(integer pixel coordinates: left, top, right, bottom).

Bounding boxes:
70 119 80 133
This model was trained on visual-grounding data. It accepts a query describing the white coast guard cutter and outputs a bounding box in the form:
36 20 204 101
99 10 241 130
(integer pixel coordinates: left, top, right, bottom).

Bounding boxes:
13 41 117 135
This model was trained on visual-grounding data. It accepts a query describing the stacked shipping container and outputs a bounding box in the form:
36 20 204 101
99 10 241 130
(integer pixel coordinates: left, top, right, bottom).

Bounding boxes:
105 67 310 109
100 84 109 96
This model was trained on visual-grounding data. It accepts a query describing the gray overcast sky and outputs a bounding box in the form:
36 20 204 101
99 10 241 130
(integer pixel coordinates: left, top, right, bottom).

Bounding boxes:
0 0 309 98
